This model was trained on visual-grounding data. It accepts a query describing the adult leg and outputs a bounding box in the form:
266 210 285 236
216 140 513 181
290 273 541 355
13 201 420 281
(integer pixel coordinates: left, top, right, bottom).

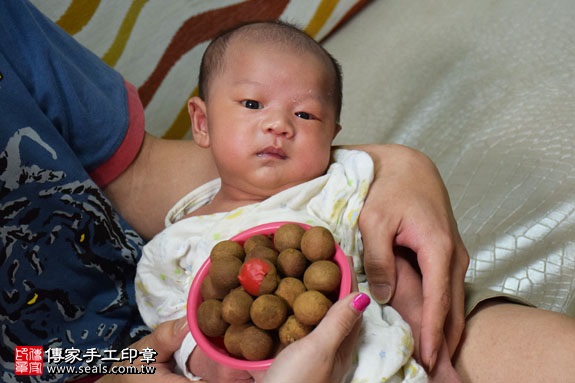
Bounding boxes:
454 300 575 382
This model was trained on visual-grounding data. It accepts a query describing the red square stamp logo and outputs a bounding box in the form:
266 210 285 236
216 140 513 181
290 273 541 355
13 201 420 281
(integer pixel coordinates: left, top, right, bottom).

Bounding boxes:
15 346 44 376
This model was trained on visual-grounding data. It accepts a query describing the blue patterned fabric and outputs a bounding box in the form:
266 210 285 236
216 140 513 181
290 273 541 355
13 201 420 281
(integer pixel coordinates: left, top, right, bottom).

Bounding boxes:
0 1 148 381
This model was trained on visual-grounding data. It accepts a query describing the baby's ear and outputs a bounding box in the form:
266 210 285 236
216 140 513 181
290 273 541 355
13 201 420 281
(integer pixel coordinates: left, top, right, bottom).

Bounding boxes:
333 123 342 139
189 96 210 147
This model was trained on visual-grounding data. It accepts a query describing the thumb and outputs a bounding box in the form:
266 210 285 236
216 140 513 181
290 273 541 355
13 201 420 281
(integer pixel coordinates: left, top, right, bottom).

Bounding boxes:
307 292 370 350
96 317 191 383
133 317 189 363
362 229 397 304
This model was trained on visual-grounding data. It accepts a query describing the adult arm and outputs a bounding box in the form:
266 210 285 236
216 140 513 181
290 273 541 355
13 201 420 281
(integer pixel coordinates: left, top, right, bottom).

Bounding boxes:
103 133 218 240
344 143 469 370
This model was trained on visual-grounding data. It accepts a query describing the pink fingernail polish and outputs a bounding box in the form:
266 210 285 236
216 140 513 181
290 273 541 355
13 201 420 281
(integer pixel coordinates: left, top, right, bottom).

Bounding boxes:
352 293 370 312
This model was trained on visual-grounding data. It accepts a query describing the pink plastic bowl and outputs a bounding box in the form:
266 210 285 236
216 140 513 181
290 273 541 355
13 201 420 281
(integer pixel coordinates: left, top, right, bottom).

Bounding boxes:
187 221 352 371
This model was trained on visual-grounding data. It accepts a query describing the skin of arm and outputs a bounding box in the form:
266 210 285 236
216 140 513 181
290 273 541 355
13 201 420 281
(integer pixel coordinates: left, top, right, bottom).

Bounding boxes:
103 133 218 240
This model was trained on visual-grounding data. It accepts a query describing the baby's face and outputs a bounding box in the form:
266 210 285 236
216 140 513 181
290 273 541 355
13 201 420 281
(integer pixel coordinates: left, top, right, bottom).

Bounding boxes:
204 39 340 198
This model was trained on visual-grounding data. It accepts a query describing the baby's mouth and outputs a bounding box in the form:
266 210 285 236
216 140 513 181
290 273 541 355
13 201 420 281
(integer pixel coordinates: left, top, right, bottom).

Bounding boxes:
256 147 288 160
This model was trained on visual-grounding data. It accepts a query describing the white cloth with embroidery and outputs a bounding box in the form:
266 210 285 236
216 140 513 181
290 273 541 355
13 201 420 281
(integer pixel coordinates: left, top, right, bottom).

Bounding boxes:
135 149 427 382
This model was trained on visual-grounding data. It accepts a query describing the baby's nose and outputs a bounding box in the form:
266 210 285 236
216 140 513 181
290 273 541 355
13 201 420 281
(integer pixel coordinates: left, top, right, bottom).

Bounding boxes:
264 112 294 137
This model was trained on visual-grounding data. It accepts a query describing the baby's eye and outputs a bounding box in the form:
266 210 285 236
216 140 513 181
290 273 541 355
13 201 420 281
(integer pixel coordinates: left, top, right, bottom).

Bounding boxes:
241 100 263 109
295 111 313 120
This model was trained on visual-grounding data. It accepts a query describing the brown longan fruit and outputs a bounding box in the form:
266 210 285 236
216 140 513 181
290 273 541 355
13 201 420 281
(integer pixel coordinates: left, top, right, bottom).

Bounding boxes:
221 289 253 324
275 277 306 309
279 315 313 345
210 240 245 262
300 226 335 261
197 299 229 337
303 260 341 294
293 290 332 326
250 294 288 330
273 223 305 251
277 248 308 277
256 260 280 295
224 323 250 357
245 245 278 265
243 234 274 253
209 254 242 290
200 274 229 300
240 326 275 361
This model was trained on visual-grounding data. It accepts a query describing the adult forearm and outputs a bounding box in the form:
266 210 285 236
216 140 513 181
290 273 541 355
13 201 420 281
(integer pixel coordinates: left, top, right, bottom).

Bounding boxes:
104 134 218 240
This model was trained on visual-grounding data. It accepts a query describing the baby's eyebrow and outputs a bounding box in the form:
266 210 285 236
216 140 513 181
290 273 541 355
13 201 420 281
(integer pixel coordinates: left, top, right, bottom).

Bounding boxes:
294 91 331 106
233 79 265 87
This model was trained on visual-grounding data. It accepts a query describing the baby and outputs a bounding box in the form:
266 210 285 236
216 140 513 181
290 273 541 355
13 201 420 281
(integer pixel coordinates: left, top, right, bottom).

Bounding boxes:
136 20 459 382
